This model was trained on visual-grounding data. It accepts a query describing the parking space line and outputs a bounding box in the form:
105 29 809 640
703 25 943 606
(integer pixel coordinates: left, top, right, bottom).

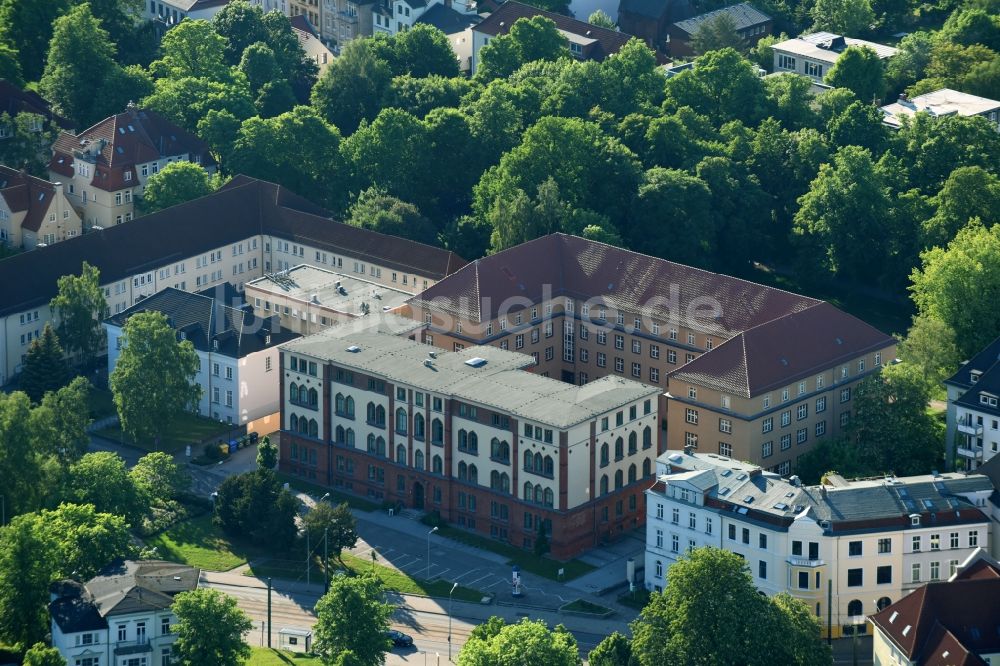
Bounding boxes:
467 574 492 586
451 568 480 582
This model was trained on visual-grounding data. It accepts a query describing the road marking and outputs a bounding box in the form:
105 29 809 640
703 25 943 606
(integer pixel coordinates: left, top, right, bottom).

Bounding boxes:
467 573 492 586
451 568 479 582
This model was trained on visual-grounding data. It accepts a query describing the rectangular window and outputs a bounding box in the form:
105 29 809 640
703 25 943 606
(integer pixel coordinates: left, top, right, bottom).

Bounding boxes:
847 569 862 587
762 441 773 458
877 565 891 584
762 417 773 433
759 561 767 579
878 538 891 554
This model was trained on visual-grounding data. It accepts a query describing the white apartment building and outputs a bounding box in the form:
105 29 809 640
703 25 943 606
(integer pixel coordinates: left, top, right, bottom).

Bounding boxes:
49 560 199 666
104 287 299 424
881 88 1000 130
945 335 1000 471
771 32 897 84
142 0 233 26
644 451 994 639
0 175 465 386
0 166 81 250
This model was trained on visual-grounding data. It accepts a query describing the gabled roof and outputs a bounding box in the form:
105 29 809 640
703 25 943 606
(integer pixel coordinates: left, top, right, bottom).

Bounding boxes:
290 14 320 38
870 550 1000 665
669 301 895 397
416 3 481 33
0 166 58 233
945 334 1000 390
0 176 466 317
672 2 771 35
105 287 299 357
0 79 72 130
474 1 635 60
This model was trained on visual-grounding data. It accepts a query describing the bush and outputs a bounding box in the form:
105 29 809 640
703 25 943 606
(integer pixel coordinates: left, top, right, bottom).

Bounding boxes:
420 510 445 527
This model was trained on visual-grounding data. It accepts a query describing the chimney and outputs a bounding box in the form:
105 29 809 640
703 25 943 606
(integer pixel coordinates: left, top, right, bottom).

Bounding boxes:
683 444 693 456
790 475 801 487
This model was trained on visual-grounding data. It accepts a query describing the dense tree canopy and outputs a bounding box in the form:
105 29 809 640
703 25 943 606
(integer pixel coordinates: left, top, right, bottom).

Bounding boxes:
314 574 393 666
140 161 219 214
457 618 581 666
172 588 253 666
50 262 106 368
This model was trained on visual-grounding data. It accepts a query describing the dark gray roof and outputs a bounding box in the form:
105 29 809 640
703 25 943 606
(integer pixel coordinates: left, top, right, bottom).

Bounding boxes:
945 335 1000 390
673 2 770 35
618 0 669 19
416 4 480 33
105 287 299 358
49 581 105 634
954 368 1000 417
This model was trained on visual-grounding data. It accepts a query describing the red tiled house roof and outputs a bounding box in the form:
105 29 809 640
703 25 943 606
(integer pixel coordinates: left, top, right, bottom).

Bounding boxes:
0 166 59 233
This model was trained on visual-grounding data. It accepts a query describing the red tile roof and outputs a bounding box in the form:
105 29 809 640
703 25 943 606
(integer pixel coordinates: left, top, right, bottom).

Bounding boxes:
0 166 58 233
50 106 215 192
0 80 72 130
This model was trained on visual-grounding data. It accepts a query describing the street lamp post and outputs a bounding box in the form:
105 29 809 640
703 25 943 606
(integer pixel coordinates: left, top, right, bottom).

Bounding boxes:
448 581 457 662
426 526 438 580
324 526 330 594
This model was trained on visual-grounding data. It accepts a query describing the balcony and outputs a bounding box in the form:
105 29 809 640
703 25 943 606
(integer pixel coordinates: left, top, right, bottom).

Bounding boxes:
787 556 825 567
957 445 984 460
114 639 152 656
957 417 983 436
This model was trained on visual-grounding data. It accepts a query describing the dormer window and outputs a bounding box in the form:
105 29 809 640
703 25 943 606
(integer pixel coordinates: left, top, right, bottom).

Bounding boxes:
971 371 981 384
124 171 132 182
979 394 998 408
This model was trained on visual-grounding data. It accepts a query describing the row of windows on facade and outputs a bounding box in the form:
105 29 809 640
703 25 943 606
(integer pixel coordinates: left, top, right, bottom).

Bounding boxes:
599 427 654 466
599 458 654 496
684 419 835 459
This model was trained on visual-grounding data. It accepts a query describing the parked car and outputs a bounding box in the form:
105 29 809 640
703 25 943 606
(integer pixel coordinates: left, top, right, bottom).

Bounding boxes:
386 630 413 647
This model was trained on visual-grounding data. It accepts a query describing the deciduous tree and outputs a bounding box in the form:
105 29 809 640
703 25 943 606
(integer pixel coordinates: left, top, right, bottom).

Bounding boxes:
303 501 358 564
314 573 393 666
896 315 961 395
588 10 616 28
811 0 875 36
0 0 72 81
312 39 393 134
68 452 145 525
131 452 190 503
923 166 1000 246
151 19 231 81
824 46 885 103
345 188 437 244
23 643 66 666
692 13 745 54
588 631 632 666
171 589 253 666
475 16 570 82
629 167 715 267
214 470 299 549
50 262 106 369
457 618 580 666
110 310 201 445
140 161 217 214
392 24 460 78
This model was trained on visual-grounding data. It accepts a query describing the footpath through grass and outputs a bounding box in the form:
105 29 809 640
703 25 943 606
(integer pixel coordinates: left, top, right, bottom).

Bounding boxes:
435 524 595 581
276 473 382 512
95 412 234 454
248 648 323 665
144 513 257 571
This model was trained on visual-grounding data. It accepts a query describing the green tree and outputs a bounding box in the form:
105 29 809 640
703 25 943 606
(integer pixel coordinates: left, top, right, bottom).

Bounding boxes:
911 221 1000 357
312 38 392 134
303 501 358 565
475 16 570 82
923 166 1000 246
110 310 201 445
68 452 145 525
314 573 393 666
892 114 1000 194
139 161 217 214
393 24 460 78
144 76 256 135
772 593 832 666
886 31 934 94
666 48 768 124
0 0 71 81
692 13 745 54
629 167 715 267
239 41 281 94
457 618 580 666
764 73 817 130
941 8 1000 51
749 32 788 71
256 435 278 470
896 315 961 395
826 99 887 151
197 108 243 162
588 10 617 28
30 377 92 464
341 107 429 205
50 262 106 369
387 75 473 117
19 324 69 403
0 112 57 175
131 452 190 503
345 188 437 244
824 46 885 103
214 470 299 549
811 0 875 35
588 631 632 666
212 0 269 64
23 643 66 666
172 588 253 666
0 43 22 86
0 391 45 519
151 19 231 81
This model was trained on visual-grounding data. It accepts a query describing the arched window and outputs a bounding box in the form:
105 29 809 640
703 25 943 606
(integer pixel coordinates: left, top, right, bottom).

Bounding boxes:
344 396 354 418
397 444 406 464
367 434 377 454
876 597 891 611
491 470 500 490
376 436 386 457
308 388 318 409
643 458 652 477
414 449 424 470
847 600 863 618
395 408 407 435
628 463 636 484
335 425 345 444
524 481 533 500
345 428 355 448
500 473 509 493
615 469 623 490
543 456 553 477
534 485 543 504
642 426 652 449
290 383 299 403
414 413 425 441
308 419 318 438
299 416 309 435
615 437 623 460
290 414 299 432
600 475 608 496
468 432 478 454
523 450 532 470
432 455 442 474
491 438 501 459
335 393 345 415
367 402 376 423
432 418 443 445
468 464 478 484
458 429 467 450
459 461 468 480
628 432 637 455
543 488 553 507
533 452 543 473
600 443 609 467
375 405 385 427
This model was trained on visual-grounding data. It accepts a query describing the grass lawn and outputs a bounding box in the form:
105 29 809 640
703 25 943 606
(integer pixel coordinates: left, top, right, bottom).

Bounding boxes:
275 473 381 512
435 524 595 581
95 412 235 454
145 513 256 571
561 599 613 614
248 648 323 665
88 387 117 419
245 552 485 602
618 588 651 611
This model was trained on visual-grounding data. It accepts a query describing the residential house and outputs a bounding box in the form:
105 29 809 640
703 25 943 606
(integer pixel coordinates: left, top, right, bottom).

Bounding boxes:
0 175 465 386
105 287 299 424
291 0 322 26
373 0 477 38
644 451 995 638
469 1 639 73
870 549 1000 665
0 79 72 139
666 2 771 57
416 4 481 71
245 264 412 336
0 166 81 249
881 88 1000 130
279 329 661 558
319 0 376 48
399 233 896 475
49 559 199 666
291 14 335 73
618 0 694 52
48 104 216 230
143 0 232 26
945 335 1000 471
771 32 897 85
